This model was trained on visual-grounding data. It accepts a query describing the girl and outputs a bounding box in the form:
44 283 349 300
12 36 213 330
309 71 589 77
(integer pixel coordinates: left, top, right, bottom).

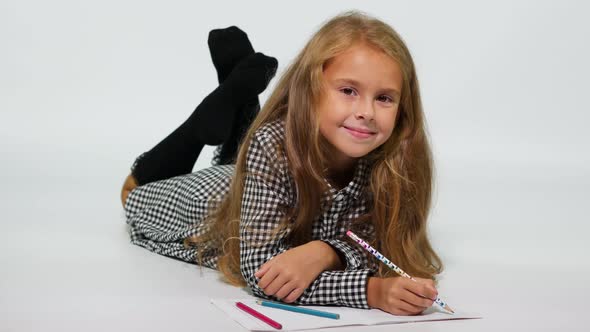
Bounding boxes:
121 10 443 316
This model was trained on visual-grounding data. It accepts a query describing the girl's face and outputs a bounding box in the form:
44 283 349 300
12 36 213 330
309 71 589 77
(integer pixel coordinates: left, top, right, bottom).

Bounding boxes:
317 41 403 172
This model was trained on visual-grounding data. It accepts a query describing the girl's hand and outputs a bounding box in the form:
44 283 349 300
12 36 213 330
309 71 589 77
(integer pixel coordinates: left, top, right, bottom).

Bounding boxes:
367 276 438 316
254 241 341 303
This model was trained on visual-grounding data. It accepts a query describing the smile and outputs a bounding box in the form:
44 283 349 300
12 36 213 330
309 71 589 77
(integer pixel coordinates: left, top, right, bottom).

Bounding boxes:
343 126 376 139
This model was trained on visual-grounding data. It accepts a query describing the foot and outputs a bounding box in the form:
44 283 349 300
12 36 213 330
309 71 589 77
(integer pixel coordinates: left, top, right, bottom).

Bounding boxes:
221 52 278 103
208 26 255 84
192 52 277 145
207 26 265 164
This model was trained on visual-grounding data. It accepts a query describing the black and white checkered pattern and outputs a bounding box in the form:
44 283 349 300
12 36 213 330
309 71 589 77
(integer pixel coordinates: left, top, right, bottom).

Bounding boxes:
124 119 379 308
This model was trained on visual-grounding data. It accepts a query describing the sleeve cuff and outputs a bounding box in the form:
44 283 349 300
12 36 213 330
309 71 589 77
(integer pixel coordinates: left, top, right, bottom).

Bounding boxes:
300 269 371 309
322 239 365 271
336 269 371 308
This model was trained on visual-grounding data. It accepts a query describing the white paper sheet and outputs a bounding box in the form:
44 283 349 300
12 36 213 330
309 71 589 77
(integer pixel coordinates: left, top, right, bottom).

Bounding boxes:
211 298 481 331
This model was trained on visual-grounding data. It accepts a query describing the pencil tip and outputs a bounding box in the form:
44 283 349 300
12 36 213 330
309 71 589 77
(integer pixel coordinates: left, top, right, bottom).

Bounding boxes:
444 304 455 314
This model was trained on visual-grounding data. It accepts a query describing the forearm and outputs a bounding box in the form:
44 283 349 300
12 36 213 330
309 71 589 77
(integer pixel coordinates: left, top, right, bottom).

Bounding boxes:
366 277 382 309
306 240 345 271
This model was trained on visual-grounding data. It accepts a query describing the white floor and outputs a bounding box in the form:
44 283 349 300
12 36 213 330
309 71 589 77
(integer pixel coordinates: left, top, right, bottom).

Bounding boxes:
1 151 588 331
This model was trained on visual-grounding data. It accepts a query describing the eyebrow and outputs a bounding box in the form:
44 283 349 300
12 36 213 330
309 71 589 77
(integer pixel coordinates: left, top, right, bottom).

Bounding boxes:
333 78 401 98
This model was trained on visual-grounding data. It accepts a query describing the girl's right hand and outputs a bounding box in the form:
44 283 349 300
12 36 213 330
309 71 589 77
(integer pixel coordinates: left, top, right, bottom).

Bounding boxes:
367 276 438 316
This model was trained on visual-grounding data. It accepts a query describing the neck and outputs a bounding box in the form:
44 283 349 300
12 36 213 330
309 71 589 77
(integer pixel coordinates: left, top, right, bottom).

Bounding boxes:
325 158 358 190
319 137 359 190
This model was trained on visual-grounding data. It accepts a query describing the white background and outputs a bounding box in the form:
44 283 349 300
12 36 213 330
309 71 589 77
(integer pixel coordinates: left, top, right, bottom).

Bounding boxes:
1 0 588 331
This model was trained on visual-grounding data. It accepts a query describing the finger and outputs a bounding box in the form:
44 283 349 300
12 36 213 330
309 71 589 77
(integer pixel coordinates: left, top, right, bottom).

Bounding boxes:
404 278 438 301
414 277 436 289
418 278 437 295
275 282 297 300
399 289 434 309
257 267 279 290
283 287 304 303
396 298 427 315
263 274 289 296
255 263 271 278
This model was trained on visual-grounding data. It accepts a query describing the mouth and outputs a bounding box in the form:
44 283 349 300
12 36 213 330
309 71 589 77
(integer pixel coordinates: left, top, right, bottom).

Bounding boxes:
343 126 376 139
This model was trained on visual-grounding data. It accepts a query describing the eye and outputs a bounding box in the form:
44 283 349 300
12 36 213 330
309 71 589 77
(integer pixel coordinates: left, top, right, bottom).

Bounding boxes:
340 87 357 96
377 95 394 103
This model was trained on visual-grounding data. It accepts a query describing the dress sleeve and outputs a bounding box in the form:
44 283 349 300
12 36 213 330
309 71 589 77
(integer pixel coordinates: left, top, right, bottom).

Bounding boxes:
239 133 375 309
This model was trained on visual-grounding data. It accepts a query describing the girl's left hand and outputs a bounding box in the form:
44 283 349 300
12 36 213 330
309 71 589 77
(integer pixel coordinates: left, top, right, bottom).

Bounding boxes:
254 240 341 303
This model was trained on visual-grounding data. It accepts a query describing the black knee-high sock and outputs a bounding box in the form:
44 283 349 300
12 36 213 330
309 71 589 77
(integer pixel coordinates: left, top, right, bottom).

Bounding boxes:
212 99 260 166
130 130 204 186
208 26 265 166
131 52 278 186
208 26 255 84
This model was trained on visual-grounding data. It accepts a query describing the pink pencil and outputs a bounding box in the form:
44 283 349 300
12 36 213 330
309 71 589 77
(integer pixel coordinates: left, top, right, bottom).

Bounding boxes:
236 301 283 330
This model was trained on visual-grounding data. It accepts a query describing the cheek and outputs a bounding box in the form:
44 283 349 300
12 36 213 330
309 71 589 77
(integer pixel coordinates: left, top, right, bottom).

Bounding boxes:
377 111 397 131
319 101 348 125
376 112 397 141
325 91 350 114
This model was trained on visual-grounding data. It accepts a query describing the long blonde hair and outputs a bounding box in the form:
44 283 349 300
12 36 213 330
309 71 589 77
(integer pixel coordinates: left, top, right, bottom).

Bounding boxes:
185 10 443 285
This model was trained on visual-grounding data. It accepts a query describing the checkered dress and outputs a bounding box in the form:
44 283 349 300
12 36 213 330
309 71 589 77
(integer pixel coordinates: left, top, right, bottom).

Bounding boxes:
124 119 379 308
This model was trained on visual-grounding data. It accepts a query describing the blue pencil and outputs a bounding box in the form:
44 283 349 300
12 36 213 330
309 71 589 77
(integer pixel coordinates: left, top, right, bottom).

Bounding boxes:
256 300 340 319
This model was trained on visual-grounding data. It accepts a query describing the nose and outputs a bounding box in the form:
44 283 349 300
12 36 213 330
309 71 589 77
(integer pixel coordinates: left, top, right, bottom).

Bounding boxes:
353 98 375 121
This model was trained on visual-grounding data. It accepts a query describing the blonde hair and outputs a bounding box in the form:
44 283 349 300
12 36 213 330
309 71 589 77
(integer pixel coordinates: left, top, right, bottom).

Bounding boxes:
185 10 443 285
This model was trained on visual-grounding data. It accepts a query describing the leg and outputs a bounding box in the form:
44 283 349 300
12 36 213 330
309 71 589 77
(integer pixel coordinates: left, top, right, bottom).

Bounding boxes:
212 99 261 166
208 26 262 166
130 33 277 187
128 27 254 188
120 173 138 208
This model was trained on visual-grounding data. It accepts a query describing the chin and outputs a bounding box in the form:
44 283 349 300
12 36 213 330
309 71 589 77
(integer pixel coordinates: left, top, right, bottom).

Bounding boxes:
340 147 371 159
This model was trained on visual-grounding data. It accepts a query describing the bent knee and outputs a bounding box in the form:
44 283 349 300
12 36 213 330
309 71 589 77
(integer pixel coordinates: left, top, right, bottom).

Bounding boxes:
121 174 139 208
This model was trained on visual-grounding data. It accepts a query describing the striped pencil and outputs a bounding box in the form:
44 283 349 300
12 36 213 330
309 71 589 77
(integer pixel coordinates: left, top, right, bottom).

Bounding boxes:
346 230 454 314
